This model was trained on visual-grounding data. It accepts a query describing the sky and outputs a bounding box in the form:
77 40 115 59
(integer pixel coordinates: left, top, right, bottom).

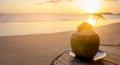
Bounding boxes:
0 0 120 14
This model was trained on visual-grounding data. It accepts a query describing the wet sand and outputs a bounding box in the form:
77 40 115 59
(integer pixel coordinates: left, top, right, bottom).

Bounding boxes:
0 23 120 65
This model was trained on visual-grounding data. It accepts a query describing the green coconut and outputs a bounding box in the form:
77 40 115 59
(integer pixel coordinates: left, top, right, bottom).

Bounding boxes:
70 22 100 59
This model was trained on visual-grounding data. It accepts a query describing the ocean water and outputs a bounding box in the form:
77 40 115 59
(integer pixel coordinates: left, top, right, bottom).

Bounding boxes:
0 13 120 36
0 13 88 22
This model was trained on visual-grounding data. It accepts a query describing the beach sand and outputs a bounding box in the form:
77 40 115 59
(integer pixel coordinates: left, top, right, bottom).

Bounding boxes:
0 23 120 65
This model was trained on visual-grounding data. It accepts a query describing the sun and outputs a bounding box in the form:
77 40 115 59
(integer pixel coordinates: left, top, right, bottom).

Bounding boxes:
82 0 101 13
74 0 101 13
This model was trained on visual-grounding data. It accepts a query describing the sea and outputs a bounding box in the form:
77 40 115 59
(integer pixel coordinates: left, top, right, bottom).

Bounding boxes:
0 13 120 36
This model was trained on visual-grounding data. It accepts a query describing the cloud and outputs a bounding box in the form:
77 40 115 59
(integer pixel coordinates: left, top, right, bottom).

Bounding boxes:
37 0 73 4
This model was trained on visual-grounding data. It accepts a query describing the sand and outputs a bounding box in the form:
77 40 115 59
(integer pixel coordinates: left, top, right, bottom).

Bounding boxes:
0 23 120 65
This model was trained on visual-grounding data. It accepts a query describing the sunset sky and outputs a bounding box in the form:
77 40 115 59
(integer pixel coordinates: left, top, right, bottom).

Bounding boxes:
0 0 120 14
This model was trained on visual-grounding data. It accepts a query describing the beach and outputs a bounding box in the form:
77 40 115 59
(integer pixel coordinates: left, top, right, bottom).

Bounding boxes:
0 0 120 64
0 23 120 65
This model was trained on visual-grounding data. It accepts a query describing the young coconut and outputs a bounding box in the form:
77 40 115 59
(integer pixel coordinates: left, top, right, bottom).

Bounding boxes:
70 22 100 60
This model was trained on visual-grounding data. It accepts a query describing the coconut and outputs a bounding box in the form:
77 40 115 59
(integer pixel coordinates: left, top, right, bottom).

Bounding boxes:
70 22 100 59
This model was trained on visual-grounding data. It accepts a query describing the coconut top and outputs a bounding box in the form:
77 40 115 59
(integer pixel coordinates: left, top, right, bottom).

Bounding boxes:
77 22 93 32
77 22 96 35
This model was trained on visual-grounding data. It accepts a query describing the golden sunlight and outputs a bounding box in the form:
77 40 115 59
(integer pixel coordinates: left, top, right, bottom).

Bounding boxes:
87 16 96 26
74 0 101 13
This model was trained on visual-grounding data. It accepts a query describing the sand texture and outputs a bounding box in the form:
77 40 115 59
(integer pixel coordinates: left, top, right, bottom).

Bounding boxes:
0 23 120 65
